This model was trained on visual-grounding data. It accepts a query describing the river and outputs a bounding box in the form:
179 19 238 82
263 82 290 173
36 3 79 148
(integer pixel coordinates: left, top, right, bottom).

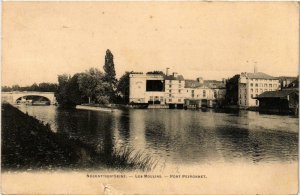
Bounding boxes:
16 105 298 169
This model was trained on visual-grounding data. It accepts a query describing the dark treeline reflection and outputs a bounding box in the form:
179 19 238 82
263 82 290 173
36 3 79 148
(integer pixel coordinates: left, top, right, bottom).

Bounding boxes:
17 105 298 166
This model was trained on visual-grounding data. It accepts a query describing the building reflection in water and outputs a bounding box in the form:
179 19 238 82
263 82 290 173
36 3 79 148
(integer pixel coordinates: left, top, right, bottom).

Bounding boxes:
17 106 298 166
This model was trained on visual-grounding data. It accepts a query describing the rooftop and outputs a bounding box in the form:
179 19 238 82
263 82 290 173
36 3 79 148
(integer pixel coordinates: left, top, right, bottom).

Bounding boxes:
164 74 185 81
242 72 276 80
256 89 298 99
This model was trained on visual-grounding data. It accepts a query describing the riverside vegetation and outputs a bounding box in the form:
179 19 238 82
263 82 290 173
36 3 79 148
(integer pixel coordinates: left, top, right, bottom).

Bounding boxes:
1 103 157 171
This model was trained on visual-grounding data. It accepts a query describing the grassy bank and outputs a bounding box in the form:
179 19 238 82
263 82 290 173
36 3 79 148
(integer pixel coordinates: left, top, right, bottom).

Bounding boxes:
1 104 156 171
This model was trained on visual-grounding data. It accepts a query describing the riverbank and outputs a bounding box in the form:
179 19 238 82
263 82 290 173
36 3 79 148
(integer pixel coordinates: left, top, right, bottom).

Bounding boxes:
1 103 156 171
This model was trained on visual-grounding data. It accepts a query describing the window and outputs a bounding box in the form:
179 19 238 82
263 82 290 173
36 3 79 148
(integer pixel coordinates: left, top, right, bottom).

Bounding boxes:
170 80 172 83
203 90 206 97
240 100 241 105
255 89 258 93
255 84 258 87
179 80 181 83
169 94 171 97
169 99 172 102
250 89 253 93
256 100 258 105
169 85 171 88
169 90 172 93
273 84 277 87
255 94 258 97
264 84 267 87
259 83 263 87
269 84 272 87
250 83 253 87
178 99 181 102
191 90 194 93
251 94 253 98
178 90 181 93
214 91 217 98
245 100 247 105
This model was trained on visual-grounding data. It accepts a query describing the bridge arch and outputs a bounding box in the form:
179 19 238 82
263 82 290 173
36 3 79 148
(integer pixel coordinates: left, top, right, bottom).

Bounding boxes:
2 91 57 105
15 95 52 105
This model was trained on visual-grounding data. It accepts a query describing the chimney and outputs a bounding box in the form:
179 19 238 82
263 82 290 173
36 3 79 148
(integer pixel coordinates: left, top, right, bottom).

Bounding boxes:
196 77 204 84
173 72 178 77
254 65 258 73
166 68 170 76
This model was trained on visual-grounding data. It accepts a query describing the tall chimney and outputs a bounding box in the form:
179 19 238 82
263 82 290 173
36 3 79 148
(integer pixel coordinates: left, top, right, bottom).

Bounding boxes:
166 68 170 76
254 64 258 73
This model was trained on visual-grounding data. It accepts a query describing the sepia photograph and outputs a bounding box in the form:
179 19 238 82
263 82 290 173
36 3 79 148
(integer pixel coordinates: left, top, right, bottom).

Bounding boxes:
1 1 299 194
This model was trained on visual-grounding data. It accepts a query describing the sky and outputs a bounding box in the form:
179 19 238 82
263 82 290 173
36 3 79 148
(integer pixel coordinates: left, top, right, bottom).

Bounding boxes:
2 2 299 86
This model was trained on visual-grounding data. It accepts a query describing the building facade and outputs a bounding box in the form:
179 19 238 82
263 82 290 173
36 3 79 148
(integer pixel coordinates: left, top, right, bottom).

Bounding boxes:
238 72 280 108
129 72 225 108
129 73 165 104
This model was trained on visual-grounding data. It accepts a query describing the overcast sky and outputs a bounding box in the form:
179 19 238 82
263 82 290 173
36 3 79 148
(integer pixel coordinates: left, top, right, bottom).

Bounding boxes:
2 2 299 86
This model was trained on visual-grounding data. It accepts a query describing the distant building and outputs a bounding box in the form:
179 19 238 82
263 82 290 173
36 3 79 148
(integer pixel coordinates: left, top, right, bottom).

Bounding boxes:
164 72 185 108
129 70 225 108
238 72 280 108
277 76 298 89
255 89 299 115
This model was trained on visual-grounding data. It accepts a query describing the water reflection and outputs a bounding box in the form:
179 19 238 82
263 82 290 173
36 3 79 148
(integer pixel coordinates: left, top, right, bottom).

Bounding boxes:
16 105 298 167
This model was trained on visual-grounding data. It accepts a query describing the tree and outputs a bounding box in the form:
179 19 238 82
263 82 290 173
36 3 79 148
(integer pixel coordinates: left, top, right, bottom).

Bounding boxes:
225 74 240 105
116 71 131 104
55 74 86 107
12 85 20 91
78 68 105 104
103 49 117 84
2 86 12 92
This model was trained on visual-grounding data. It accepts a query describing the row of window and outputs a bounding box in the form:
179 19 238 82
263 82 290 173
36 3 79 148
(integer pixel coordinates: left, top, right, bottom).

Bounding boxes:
250 83 277 87
168 99 182 102
240 88 274 94
249 79 277 82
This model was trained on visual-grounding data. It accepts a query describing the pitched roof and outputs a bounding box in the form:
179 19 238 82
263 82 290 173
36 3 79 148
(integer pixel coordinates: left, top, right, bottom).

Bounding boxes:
244 72 276 80
184 80 212 88
203 80 226 88
256 90 298 99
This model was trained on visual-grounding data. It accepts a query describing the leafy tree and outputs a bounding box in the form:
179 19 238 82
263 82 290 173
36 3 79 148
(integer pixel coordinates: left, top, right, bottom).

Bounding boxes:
103 49 117 84
225 74 240 105
12 85 20 91
103 49 118 102
78 68 105 104
55 74 86 107
116 71 131 104
2 86 12 92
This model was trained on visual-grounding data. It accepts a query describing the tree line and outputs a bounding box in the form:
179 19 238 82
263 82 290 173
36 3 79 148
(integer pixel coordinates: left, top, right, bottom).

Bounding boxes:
2 83 58 92
55 49 131 107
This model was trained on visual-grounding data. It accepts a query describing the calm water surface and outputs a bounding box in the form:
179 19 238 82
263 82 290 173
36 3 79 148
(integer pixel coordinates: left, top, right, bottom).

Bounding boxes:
16 105 298 167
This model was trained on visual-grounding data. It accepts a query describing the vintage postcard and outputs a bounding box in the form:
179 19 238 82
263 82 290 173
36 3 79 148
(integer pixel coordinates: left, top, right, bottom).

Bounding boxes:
1 1 299 194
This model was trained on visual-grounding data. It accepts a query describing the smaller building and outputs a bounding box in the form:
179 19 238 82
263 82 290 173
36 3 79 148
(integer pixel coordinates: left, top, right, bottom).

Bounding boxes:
277 76 298 89
255 89 299 115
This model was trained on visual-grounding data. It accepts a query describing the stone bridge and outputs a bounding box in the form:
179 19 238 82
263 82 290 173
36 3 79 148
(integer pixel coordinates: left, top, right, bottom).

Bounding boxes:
1 91 57 105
